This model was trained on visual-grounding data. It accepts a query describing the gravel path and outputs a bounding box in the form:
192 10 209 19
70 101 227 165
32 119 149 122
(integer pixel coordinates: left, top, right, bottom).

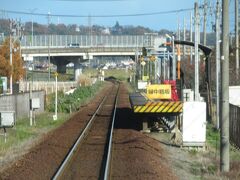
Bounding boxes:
0 82 177 180
111 83 177 180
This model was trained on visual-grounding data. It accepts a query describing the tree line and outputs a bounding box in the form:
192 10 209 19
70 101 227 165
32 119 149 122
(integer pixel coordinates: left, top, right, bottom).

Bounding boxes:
0 19 159 36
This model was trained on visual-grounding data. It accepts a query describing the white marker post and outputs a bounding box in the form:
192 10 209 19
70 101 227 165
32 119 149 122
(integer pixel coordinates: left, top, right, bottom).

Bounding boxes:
53 72 58 121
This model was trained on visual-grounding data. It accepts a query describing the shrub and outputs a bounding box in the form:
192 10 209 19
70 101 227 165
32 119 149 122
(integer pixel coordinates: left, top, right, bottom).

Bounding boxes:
47 82 102 113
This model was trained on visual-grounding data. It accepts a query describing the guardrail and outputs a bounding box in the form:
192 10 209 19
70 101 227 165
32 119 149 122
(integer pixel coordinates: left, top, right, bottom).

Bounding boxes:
229 103 240 149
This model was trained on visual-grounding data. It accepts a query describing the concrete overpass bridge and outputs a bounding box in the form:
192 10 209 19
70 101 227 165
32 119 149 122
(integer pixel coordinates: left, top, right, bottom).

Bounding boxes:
21 34 160 79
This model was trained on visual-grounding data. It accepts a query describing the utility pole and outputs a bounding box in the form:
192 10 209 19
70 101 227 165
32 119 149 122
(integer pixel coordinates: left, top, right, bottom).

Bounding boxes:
9 20 17 94
88 14 92 46
29 8 37 46
31 17 33 46
177 18 181 80
163 50 166 80
220 0 230 172
183 17 186 57
178 18 181 40
48 11 51 81
235 0 239 78
172 36 176 80
54 72 58 121
194 2 200 101
9 20 13 94
190 12 193 64
29 66 33 126
203 0 208 46
216 0 221 130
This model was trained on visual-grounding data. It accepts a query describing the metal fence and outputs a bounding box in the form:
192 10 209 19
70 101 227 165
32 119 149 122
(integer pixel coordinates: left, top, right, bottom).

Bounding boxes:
19 81 78 95
21 35 156 48
230 104 240 148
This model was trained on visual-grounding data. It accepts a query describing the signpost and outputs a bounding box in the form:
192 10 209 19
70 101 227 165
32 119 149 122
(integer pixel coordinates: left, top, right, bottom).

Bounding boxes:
146 84 171 100
32 98 40 125
0 111 15 142
53 72 58 121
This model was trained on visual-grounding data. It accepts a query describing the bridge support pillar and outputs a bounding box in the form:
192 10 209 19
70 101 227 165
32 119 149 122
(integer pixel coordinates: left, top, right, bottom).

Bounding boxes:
74 61 82 81
51 57 70 74
57 64 67 74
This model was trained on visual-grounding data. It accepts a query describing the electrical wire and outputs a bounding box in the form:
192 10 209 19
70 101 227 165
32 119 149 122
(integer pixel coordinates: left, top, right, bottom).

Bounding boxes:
55 0 128 1
0 7 194 18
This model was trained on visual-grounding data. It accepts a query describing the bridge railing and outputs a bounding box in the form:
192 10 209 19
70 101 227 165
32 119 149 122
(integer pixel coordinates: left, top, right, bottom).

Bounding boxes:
21 35 156 48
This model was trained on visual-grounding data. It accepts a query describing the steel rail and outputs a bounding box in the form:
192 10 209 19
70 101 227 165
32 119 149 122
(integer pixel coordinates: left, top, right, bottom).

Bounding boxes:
103 85 119 180
52 94 108 180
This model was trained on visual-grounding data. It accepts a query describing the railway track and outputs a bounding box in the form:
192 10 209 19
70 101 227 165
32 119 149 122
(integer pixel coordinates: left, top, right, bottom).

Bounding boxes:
52 82 119 180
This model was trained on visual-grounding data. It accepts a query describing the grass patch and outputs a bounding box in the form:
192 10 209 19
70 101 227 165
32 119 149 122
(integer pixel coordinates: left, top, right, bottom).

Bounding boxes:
206 124 240 161
189 149 198 156
190 162 202 175
202 123 240 179
0 112 69 156
230 146 240 161
206 164 218 174
206 124 220 152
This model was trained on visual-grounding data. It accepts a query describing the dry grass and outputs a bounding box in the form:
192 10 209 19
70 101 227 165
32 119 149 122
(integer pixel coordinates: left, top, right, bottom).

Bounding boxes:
77 74 94 86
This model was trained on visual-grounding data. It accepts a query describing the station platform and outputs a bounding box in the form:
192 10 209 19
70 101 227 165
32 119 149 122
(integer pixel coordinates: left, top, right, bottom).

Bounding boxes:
129 93 183 114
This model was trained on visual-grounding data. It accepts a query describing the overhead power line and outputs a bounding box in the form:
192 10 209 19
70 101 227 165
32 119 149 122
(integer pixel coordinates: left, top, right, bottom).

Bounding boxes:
55 0 128 1
0 8 194 18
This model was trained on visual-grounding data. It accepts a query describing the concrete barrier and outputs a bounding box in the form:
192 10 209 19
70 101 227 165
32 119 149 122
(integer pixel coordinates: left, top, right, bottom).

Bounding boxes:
0 91 45 119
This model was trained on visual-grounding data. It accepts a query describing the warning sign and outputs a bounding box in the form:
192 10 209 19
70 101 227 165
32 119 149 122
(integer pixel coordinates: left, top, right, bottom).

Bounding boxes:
146 84 171 100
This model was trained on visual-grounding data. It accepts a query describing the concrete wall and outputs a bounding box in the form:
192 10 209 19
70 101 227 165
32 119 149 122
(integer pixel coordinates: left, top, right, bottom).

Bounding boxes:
0 91 45 119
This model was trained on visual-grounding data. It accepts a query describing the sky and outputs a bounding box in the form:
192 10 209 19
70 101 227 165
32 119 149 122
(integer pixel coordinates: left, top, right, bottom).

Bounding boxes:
0 0 235 32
